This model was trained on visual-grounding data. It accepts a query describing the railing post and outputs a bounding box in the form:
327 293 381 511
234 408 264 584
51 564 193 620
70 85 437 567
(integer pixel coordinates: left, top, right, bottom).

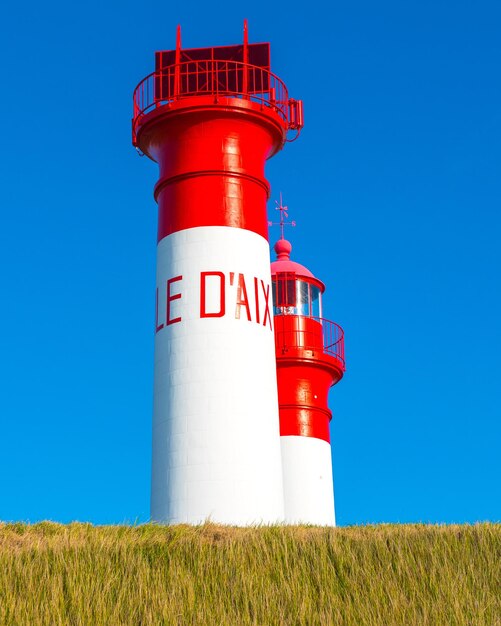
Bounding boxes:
213 60 217 102
154 75 161 109
174 24 182 99
243 19 249 97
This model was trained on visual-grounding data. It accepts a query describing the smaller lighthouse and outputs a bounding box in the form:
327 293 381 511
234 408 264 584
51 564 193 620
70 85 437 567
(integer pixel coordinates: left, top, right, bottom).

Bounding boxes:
271 203 345 525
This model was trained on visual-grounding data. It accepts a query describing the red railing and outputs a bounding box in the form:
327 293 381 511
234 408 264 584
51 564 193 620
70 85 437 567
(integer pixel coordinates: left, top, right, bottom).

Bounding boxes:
132 60 302 145
274 316 345 369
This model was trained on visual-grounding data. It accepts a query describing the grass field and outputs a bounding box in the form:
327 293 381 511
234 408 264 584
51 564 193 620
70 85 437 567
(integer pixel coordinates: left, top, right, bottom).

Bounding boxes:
0 522 499 625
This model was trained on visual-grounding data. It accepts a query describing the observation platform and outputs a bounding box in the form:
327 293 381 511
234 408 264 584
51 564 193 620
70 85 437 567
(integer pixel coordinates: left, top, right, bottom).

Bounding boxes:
274 315 346 375
132 26 303 149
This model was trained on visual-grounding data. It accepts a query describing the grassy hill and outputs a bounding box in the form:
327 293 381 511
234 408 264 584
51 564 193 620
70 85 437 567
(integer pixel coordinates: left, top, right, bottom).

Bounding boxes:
0 522 499 625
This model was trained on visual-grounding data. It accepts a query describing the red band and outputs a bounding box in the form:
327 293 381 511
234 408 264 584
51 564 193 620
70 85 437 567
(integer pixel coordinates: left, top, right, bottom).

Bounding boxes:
279 407 331 443
136 102 284 240
156 174 269 241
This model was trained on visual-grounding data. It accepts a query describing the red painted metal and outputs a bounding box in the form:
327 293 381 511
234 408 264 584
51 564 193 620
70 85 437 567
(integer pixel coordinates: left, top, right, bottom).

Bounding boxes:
271 241 324 286
275 316 345 365
288 99 304 131
274 314 345 443
133 59 292 145
132 27 303 241
243 19 249 95
155 39 270 77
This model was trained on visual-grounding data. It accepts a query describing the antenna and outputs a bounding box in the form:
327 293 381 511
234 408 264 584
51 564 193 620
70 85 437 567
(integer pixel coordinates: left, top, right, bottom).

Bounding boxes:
268 193 296 240
243 19 249 94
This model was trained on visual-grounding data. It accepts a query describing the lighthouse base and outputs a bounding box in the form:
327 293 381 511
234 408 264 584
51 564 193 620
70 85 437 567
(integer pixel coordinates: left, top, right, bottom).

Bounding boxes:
280 436 335 526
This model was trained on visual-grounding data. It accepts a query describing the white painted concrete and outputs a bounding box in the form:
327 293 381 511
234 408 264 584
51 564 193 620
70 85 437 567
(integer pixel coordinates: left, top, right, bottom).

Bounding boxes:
281 436 335 526
151 226 284 525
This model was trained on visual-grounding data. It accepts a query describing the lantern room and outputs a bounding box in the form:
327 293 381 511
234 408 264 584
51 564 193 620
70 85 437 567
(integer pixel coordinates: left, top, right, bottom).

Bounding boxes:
271 239 325 319
271 237 345 377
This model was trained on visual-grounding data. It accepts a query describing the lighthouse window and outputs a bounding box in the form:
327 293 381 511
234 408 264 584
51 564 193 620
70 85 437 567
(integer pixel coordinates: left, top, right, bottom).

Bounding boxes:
273 273 297 314
310 285 321 319
296 280 310 317
296 281 321 318
273 275 322 318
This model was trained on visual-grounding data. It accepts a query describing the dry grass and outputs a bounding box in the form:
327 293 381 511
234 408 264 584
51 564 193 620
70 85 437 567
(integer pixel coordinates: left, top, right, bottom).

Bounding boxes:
0 522 499 625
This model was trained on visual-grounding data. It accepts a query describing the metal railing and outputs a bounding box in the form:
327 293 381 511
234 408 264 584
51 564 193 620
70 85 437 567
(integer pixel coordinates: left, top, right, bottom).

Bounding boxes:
274 316 345 368
132 60 296 145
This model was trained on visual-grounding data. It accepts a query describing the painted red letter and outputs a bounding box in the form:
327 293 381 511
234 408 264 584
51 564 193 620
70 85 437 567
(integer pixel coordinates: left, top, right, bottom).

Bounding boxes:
167 276 183 326
200 271 225 318
261 280 272 330
235 273 252 321
254 277 260 325
155 287 164 333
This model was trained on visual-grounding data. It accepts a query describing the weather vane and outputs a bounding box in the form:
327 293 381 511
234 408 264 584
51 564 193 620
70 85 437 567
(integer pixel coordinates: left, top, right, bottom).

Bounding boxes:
268 193 296 240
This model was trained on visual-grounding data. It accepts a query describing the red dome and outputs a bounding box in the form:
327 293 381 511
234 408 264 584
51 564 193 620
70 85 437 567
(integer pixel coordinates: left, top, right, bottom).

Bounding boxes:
270 239 315 279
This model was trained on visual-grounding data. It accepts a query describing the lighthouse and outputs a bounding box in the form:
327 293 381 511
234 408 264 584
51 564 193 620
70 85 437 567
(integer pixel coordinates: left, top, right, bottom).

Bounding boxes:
271 202 345 525
132 24 304 524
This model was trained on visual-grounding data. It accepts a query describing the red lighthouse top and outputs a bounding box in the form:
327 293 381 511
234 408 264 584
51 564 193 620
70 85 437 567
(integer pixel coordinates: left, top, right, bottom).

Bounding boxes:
271 239 321 285
131 23 304 242
132 21 304 150
270 199 345 370
271 238 327 320
269 195 322 286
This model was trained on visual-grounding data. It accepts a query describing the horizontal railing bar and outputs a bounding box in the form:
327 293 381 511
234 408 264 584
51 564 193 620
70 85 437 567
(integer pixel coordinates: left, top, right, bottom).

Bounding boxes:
132 59 291 144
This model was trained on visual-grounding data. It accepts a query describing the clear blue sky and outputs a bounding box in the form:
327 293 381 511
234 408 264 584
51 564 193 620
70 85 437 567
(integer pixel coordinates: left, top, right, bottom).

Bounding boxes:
0 0 499 526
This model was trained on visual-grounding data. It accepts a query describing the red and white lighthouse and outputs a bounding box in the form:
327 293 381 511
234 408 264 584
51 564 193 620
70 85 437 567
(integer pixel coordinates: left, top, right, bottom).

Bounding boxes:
271 213 345 525
132 25 304 524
